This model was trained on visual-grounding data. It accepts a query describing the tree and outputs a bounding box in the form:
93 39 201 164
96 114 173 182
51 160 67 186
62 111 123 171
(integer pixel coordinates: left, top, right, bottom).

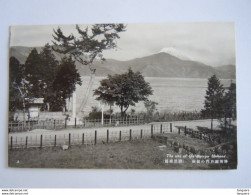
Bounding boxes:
24 48 48 98
22 45 60 110
9 57 25 112
39 44 58 80
51 24 126 112
144 100 158 121
52 24 126 71
94 68 153 117
223 82 236 119
201 74 225 129
39 44 59 110
51 56 82 111
9 56 31 122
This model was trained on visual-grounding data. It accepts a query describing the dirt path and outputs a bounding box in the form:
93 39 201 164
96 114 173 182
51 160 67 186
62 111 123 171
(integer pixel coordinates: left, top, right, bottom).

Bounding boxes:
9 119 218 136
8 119 233 142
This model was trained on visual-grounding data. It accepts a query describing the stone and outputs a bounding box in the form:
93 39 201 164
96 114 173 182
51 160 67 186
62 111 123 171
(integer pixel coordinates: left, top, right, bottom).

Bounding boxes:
61 145 69 150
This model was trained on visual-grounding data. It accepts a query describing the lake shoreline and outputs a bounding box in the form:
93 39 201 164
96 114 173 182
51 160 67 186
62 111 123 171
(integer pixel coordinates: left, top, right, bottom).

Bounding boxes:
73 77 233 116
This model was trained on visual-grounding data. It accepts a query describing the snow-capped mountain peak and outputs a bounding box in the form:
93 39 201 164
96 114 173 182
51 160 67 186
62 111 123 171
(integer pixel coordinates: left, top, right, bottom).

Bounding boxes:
159 47 191 61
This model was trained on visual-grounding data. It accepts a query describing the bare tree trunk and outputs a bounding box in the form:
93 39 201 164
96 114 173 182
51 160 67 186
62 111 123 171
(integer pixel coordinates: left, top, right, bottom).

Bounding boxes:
64 99 67 112
22 99 26 128
120 106 124 118
17 85 27 128
47 103 50 111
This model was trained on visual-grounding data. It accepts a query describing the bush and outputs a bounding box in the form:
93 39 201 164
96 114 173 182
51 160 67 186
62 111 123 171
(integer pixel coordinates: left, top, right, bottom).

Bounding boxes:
138 110 203 123
86 106 111 120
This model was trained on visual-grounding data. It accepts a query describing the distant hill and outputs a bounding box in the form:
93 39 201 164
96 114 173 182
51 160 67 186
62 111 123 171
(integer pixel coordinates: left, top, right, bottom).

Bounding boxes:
9 46 236 79
9 46 43 64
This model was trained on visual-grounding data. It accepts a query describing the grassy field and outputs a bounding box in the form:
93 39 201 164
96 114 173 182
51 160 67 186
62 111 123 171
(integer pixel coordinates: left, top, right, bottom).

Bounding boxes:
8 133 236 169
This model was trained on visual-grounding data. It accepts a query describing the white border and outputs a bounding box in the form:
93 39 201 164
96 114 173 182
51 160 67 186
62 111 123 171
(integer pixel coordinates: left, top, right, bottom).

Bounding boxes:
1 0 251 188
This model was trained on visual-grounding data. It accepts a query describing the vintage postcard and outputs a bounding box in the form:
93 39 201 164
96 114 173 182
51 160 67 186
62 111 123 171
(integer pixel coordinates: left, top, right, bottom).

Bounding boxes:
8 23 237 169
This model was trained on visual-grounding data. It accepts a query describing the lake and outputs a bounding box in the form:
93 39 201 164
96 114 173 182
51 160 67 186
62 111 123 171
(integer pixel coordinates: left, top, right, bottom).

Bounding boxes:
70 76 232 116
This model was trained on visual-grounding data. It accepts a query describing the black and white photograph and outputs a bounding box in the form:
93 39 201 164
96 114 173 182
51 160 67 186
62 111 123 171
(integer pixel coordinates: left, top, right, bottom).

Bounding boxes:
8 22 237 170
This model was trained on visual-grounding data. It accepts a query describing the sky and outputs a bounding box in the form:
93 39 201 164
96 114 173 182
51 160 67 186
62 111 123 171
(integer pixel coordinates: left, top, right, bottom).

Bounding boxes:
10 23 236 67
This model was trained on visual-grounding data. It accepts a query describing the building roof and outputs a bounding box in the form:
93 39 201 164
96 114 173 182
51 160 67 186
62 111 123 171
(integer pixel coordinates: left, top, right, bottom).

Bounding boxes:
25 98 44 104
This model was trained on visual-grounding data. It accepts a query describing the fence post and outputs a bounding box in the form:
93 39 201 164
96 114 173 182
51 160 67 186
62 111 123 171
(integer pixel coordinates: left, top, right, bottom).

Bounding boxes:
65 119 67 129
75 117 77 128
69 133 71 146
119 131 122 141
151 124 153 138
10 136 13 150
26 136 28 148
130 129 132 141
94 130 97 145
107 129 109 143
54 120 56 130
82 133 85 145
170 123 172 132
28 121 31 131
141 129 143 139
54 135 57 147
178 128 180 135
184 126 187 136
160 124 163 134
40 135 43 148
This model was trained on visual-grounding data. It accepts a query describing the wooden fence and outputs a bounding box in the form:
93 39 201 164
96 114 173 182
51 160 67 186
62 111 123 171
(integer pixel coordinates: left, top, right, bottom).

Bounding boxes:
8 120 66 132
8 116 146 133
8 122 227 149
9 124 158 149
153 123 228 145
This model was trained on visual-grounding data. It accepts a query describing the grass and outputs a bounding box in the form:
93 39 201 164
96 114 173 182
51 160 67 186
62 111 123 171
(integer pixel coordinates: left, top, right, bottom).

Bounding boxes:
8 134 236 169
144 111 204 123
8 140 171 169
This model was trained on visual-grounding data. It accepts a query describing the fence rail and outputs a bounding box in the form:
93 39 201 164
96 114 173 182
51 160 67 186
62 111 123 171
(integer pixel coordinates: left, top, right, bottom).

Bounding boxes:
8 121 228 149
8 117 146 133
8 120 66 132
9 125 157 149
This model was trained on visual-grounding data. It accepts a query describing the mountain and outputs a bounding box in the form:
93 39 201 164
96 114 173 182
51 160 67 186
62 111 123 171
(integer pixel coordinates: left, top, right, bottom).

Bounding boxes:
159 47 191 61
85 52 235 79
9 46 236 79
215 65 236 79
9 46 43 64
